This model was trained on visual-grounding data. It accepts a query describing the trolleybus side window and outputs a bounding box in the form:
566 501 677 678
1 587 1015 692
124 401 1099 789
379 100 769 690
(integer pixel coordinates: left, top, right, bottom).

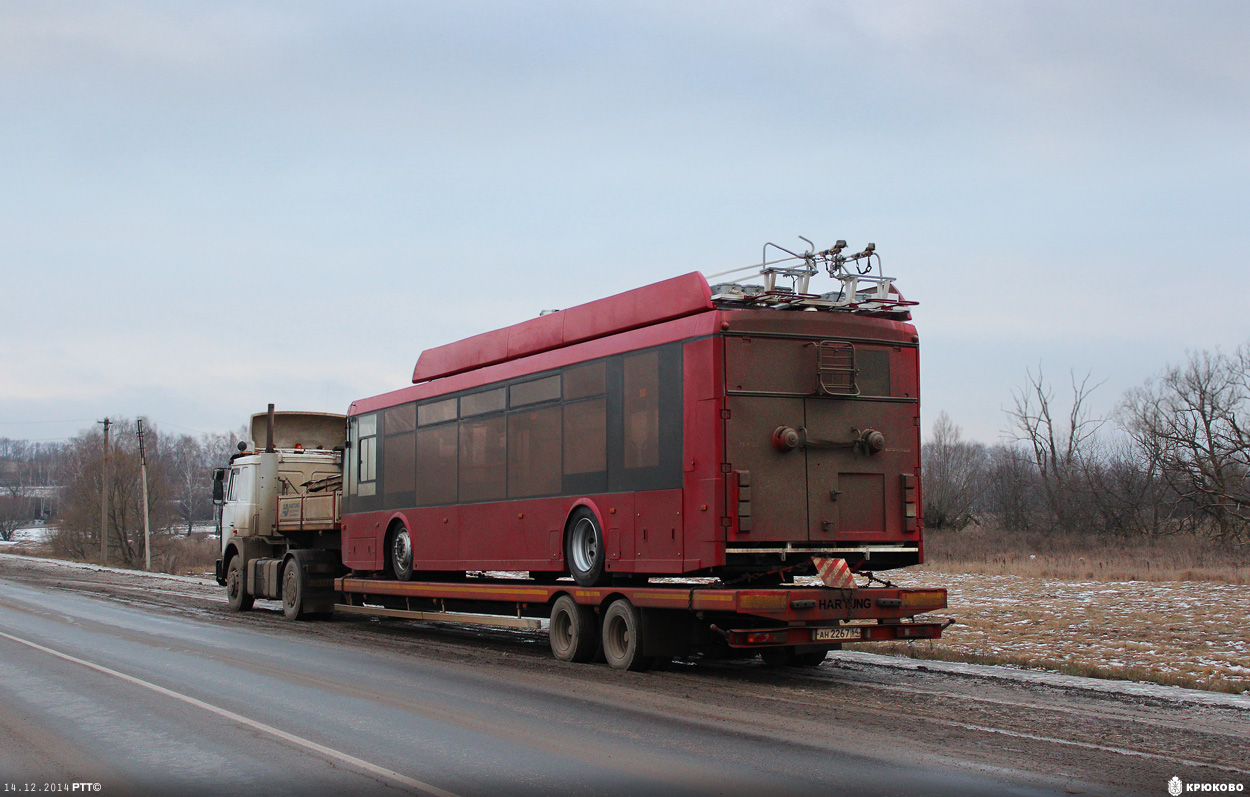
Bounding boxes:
623 350 661 470
461 388 505 417
416 421 458 505
508 405 562 497
459 414 506 501
563 361 606 400
418 397 457 426
509 374 560 408
561 361 608 495
563 397 606 476
357 413 377 496
383 403 416 501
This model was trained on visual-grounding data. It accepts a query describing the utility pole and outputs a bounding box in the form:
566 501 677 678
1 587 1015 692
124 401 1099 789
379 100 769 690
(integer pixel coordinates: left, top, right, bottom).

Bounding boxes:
99 417 110 565
137 418 152 571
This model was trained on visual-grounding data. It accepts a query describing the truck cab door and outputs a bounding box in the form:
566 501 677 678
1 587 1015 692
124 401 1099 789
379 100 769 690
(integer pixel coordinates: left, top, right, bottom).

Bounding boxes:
221 465 255 537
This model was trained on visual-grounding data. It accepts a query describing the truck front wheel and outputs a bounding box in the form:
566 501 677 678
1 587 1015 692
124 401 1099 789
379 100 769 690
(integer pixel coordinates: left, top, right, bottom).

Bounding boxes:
282 558 307 620
225 555 253 612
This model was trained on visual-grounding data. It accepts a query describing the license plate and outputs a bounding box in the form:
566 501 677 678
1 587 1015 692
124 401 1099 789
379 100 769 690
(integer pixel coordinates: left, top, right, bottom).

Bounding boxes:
814 627 861 641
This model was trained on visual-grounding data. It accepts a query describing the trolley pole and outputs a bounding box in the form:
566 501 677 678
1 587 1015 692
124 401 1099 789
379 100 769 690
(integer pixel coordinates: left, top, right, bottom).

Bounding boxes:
137 418 152 571
99 417 110 565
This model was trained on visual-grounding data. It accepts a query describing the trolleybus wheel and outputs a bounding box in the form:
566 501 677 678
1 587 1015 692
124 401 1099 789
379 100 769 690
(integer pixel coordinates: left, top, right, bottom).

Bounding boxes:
601 598 654 671
225 555 253 612
281 557 306 620
389 523 414 582
549 595 599 663
565 508 609 587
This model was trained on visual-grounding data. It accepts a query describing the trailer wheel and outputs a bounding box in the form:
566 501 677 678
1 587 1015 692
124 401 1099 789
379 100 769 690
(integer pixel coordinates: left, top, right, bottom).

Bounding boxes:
565 509 609 587
601 599 654 671
549 595 599 663
791 649 828 667
225 555 253 612
282 557 308 620
389 523 414 582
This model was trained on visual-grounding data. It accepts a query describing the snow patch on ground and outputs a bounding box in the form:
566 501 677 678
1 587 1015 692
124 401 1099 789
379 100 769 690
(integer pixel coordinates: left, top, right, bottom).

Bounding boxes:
0 524 52 548
831 650 1250 710
876 568 1250 693
0 551 220 587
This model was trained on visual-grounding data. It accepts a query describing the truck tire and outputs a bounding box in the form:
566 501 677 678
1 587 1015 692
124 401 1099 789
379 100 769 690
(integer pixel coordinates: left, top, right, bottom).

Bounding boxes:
549 595 599 663
565 508 609 588
282 557 308 620
389 523 414 582
601 598 654 671
225 555 253 612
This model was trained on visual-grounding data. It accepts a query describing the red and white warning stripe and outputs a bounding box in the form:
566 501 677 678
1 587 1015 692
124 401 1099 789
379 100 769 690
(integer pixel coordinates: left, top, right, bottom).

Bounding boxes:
813 557 858 589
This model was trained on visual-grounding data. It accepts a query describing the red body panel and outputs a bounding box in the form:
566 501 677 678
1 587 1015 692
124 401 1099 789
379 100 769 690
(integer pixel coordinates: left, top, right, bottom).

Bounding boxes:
411 272 713 383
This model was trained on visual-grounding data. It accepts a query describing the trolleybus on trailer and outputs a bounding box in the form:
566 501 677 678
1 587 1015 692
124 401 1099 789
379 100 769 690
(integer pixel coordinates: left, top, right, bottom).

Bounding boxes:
339 241 922 587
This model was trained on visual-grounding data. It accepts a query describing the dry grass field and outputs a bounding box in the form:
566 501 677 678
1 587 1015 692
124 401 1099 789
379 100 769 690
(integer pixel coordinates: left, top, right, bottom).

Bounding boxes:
862 529 1250 694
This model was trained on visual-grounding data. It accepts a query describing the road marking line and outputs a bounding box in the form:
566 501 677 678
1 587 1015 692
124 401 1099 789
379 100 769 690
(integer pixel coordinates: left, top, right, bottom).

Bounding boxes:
0 629 462 797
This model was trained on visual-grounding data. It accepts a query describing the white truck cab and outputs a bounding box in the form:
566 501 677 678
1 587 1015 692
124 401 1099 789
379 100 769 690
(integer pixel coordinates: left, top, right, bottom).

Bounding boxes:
212 408 345 616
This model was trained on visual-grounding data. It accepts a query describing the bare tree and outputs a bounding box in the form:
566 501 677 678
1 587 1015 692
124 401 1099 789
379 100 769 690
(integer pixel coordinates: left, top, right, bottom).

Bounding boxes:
1121 346 1250 542
54 421 178 566
982 443 1039 531
0 482 39 542
1079 434 1176 539
161 429 244 534
921 412 987 530
164 434 209 534
1006 367 1105 533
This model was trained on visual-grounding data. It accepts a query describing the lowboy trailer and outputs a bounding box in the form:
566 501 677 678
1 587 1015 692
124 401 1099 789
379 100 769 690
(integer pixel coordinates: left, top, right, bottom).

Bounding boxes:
332 576 949 670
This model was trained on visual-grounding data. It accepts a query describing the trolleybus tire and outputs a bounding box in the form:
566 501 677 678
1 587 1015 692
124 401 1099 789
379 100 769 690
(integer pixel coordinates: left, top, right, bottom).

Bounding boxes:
389 522 414 582
601 598 654 671
565 508 609 588
549 595 599 663
225 555 253 612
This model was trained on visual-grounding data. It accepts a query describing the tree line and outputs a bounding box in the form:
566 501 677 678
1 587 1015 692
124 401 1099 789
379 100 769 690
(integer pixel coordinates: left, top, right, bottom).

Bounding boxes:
5 343 1247 565
0 423 243 564
924 344 1250 544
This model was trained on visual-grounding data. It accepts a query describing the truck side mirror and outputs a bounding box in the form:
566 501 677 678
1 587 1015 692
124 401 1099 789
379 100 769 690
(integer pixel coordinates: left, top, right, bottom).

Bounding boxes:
212 468 226 505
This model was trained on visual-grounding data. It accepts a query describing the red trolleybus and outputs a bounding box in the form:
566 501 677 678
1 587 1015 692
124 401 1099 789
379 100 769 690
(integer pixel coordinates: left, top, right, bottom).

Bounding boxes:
340 241 922 587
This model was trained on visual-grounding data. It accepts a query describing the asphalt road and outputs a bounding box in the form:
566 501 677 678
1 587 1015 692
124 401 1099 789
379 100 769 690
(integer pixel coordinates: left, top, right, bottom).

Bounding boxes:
0 556 1245 796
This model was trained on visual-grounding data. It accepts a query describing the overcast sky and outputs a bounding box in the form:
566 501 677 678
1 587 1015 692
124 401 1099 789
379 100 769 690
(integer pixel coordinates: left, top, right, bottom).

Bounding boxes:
2 1 1247 446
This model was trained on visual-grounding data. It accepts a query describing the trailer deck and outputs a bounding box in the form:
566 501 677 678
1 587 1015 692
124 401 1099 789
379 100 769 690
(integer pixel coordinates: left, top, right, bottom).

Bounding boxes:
334 576 950 654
